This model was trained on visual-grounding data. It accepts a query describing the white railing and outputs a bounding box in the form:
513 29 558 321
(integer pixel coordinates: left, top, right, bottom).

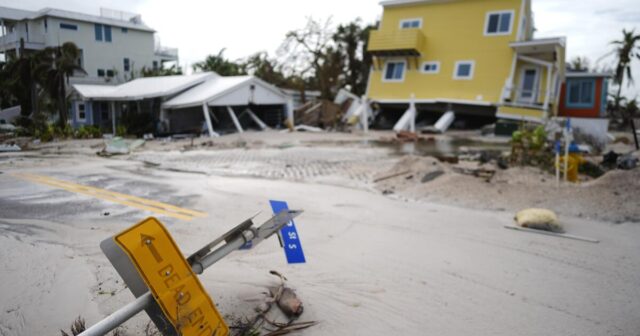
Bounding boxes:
502 86 554 110
0 31 45 49
154 46 178 59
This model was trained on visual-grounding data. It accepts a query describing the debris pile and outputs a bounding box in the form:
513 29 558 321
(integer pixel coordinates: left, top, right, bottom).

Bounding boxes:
98 137 145 156
294 100 342 130
232 271 317 336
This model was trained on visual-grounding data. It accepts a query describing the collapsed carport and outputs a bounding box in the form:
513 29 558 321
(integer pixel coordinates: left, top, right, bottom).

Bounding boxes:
161 76 293 136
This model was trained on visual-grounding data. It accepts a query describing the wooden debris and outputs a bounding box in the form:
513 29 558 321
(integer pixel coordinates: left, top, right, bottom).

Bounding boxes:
373 170 412 183
504 225 600 243
452 166 496 181
396 130 419 142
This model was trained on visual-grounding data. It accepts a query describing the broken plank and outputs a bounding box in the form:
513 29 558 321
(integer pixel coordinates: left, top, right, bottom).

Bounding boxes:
373 170 411 183
504 225 600 243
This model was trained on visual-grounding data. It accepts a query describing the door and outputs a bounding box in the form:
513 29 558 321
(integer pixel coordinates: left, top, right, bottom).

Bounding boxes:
518 67 539 104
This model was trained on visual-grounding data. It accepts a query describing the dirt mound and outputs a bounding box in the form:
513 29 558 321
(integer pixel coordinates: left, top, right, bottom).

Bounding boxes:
373 156 448 194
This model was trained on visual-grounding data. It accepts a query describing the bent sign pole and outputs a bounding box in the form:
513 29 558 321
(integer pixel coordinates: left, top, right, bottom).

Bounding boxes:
270 200 306 264
79 210 302 336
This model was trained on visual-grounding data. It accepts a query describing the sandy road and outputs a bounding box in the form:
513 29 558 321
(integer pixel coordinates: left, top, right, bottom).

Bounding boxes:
0 154 639 335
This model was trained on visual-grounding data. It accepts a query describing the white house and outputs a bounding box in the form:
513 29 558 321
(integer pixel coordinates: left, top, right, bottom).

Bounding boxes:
0 6 178 85
72 73 294 136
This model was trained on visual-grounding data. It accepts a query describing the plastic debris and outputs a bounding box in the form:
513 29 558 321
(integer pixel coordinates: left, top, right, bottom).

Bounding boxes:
100 137 145 156
617 153 638 170
0 144 21 152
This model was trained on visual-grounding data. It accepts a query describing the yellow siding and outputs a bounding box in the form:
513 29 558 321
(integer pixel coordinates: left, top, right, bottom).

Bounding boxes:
369 29 426 53
498 105 544 120
368 0 524 103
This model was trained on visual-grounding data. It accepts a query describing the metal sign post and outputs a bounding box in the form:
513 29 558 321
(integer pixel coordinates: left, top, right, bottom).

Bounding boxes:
80 210 302 336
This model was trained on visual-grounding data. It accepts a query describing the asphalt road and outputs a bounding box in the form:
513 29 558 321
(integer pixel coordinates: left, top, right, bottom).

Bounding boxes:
0 154 639 336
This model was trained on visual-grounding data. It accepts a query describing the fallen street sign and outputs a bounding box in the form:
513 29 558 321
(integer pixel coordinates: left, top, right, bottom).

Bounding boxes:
270 200 306 264
102 217 228 336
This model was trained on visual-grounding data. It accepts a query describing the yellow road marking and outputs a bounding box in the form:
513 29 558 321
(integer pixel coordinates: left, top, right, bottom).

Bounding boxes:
20 173 208 218
13 173 208 221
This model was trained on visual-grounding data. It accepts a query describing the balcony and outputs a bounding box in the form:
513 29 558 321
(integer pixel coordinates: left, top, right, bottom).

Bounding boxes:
368 29 425 57
0 31 45 52
154 46 179 62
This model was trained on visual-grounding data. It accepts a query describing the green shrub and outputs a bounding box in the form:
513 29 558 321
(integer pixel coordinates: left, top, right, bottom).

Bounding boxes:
87 125 102 138
35 124 54 142
54 124 74 138
116 125 127 137
74 125 102 139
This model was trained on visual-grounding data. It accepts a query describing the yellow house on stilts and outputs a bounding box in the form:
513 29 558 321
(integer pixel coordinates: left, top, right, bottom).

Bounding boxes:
365 0 566 129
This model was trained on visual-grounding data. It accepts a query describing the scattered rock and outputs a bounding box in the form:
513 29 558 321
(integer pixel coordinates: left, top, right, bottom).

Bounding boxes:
421 170 444 183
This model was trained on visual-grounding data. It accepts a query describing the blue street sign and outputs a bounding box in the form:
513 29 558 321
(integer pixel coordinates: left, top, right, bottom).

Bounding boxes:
270 200 306 264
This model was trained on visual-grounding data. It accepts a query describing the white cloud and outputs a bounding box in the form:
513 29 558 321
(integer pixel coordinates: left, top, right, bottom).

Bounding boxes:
534 0 640 98
3 0 639 98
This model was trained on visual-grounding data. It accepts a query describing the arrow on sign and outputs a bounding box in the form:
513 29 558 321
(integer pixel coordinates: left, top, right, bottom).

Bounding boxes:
141 234 163 263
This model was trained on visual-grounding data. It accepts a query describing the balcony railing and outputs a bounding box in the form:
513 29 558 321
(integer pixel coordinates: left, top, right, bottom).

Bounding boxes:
154 46 179 61
502 86 555 110
0 31 45 51
368 29 425 57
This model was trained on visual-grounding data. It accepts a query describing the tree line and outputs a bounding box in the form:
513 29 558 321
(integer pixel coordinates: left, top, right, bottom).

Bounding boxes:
189 18 375 101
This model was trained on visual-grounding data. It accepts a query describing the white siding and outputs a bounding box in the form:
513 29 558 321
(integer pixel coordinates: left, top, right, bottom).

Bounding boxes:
45 17 156 84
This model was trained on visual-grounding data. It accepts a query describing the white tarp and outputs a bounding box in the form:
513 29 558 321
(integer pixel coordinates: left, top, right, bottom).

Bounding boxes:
162 76 289 109
73 72 215 101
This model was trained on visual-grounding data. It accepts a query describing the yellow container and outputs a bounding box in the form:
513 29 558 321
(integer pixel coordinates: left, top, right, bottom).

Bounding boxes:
557 153 584 182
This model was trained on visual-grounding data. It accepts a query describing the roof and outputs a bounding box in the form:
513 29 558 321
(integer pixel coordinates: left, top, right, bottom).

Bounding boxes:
379 0 453 7
0 7 35 21
0 6 155 32
280 88 321 97
566 72 613 78
510 37 567 49
163 75 289 109
73 72 216 101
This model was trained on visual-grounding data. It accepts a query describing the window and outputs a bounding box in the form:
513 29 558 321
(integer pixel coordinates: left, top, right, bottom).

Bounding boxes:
104 25 112 42
152 61 159 70
60 23 78 31
453 61 475 80
97 69 105 77
95 24 103 41
44 18 47 32
383 61 406 82
77 102 86 121
123 58 130 72
421 61 440 74
95 24 112 42
121 27 128 33
566 79 595 108
106 69 115 78
485 10 513 35
400 18 422 29
76 49 83 67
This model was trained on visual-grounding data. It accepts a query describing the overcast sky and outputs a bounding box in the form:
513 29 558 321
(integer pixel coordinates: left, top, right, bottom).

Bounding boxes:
4 0 639 98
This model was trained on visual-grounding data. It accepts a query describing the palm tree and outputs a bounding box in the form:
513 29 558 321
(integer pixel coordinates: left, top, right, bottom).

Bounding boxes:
610 29 640 149
35 42 86 127
140 64 183 77
568 56 590 72
192 49 246 76
3 51 41 120
610 29 640 110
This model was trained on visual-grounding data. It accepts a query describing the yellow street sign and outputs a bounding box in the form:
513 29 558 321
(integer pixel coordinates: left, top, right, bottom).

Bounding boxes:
114 217 228 336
